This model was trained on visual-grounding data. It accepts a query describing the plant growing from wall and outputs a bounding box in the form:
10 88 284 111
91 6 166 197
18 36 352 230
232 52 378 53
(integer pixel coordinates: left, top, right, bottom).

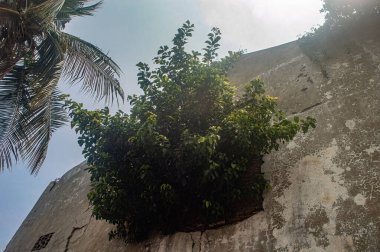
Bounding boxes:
67 21 316 242
322 0 379 28
299 0 380 74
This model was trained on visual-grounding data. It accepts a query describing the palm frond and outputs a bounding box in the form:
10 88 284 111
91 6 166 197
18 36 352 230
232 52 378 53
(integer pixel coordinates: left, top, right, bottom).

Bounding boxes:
28 30 64 92
27 0 65 22
19 60 66 173
61 32 124 103
0 65 31 170
17 33 67 173
22 87 67 173
0 31 65 173
0 0 124 173
0 2 19 10
0 61 67 173
0 4 25 54
0 5 22 30
0 44 26 79
56 0 102 29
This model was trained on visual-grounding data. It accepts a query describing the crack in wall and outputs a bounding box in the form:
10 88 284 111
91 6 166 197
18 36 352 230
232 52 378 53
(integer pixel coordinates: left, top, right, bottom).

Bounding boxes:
64 224 88 252
82 203 91 214
189 233 195 252
198 230 211 252
198 231 203 252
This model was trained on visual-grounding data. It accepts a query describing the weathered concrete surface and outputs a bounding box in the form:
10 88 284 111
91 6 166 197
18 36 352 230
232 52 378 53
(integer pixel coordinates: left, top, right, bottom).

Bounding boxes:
6 24 380 251
229 25 380 251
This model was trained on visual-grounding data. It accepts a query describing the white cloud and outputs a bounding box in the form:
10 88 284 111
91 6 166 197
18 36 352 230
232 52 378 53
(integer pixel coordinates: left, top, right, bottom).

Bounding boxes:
198 0 325 53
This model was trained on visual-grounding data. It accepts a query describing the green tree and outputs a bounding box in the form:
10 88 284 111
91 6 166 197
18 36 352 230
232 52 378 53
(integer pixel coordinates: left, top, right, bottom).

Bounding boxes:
322 0 380 28
299 0 379 78
68 21 316 242
316 0 380 30
0 0 124 173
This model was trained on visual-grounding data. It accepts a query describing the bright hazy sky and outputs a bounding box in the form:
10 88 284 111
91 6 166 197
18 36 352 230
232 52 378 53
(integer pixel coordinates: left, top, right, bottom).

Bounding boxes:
0 0 324 249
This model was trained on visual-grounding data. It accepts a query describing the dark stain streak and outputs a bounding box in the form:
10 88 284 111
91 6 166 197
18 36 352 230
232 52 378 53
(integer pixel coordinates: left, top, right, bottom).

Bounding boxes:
321 68 329 79
301 87 308 92
49 181 57 192
301 102 323 113
49 179 60 192
297 72 307 79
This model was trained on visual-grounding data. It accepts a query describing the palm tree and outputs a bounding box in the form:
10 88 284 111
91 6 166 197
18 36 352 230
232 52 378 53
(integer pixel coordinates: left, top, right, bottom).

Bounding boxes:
0 0 124 173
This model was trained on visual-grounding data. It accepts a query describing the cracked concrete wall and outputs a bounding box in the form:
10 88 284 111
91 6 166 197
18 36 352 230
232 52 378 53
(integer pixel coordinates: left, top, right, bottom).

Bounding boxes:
6 24 380 252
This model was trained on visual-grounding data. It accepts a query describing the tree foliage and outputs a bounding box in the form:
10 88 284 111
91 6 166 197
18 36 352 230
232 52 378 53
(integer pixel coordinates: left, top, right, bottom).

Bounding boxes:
67 21 316 242
0 0 123 173
299 0 379 77
322 0 380 27
301 0 380 41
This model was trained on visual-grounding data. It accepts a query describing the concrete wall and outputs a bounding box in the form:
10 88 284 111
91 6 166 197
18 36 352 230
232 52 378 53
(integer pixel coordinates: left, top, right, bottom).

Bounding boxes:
6 24 380 251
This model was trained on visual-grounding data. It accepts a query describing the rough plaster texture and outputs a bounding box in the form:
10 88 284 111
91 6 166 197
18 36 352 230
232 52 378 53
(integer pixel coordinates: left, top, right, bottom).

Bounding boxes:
6 25 380 251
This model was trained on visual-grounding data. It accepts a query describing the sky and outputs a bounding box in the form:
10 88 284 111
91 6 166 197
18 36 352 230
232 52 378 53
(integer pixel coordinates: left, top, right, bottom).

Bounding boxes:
0 0 325 249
